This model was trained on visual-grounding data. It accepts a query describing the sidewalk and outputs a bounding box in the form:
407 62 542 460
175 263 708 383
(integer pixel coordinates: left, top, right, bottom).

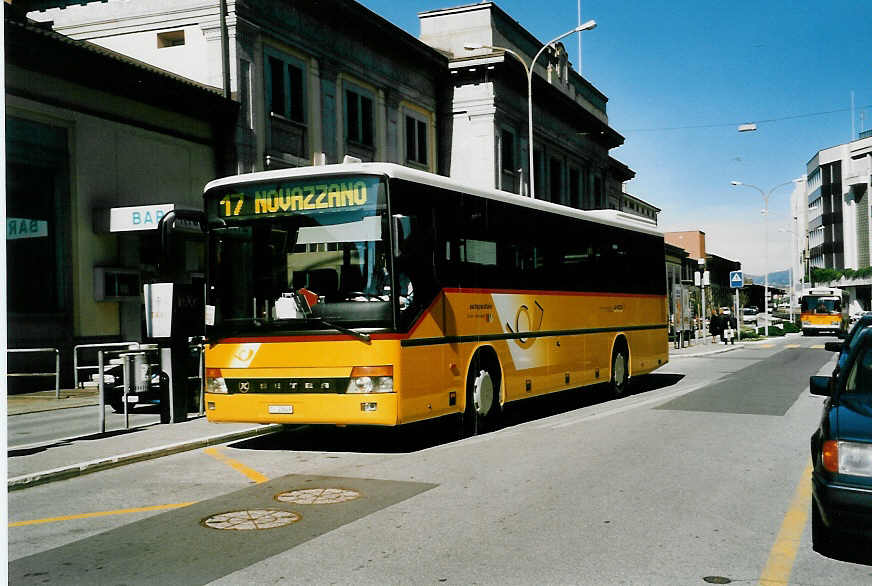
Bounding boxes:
669 331 802 358
7 389 281 491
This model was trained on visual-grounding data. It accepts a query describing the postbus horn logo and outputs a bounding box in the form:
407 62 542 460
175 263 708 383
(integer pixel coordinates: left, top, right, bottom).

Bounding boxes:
506 300 544 348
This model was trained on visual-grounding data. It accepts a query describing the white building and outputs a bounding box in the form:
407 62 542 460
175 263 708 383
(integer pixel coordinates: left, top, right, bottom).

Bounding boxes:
806 134 872 270
804 132 872 308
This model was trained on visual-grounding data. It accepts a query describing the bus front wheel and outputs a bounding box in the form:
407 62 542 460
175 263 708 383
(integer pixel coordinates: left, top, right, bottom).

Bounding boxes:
610 345 629 399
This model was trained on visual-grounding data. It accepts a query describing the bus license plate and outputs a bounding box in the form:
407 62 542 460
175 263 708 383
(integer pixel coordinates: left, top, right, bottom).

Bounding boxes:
268 405 293 414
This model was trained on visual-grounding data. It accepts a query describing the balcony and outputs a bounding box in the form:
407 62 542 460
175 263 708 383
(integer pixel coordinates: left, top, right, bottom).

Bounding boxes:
844 155 870 187
268 113 307 161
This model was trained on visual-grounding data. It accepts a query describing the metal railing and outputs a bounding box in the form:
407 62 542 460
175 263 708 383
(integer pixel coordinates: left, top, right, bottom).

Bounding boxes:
7 347 61 399
73 341 140 389
94 342 205 432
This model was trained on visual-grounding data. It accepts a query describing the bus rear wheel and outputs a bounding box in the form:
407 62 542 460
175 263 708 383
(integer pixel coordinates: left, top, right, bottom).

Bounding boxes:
460 354 501 437
610 345 629 399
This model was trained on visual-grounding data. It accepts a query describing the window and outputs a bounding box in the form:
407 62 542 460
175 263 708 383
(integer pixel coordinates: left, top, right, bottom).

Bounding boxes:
157 30 185 48
501 129 515 172
6 117 70 314
346 88 374 146
405 115 428 165
266 53 304 123
550 157 563 204
845 345 872 394
569 168 581 208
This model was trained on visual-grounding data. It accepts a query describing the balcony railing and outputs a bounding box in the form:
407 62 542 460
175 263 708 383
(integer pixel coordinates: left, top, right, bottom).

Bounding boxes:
268 113 307 160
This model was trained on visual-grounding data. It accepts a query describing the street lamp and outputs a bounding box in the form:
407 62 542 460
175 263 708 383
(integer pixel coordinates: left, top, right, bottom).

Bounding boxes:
777 223 798 324
730 179 799 336
464 19 596 198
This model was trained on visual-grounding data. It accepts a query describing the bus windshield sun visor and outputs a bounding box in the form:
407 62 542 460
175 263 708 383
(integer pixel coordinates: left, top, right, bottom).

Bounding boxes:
295 216 381 244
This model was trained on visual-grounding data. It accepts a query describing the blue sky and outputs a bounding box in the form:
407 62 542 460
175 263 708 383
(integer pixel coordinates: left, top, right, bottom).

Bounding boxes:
359 0 871 274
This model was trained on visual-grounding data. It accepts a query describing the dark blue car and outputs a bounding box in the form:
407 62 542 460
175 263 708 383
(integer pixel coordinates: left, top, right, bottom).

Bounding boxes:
810 325 872 555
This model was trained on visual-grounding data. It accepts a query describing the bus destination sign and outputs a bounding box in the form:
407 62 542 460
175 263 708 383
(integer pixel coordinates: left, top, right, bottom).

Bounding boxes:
216 179 375 220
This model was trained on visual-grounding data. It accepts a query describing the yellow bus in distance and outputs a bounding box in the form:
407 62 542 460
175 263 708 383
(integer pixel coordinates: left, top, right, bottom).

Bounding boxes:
203 162 668 435
800 287 849 336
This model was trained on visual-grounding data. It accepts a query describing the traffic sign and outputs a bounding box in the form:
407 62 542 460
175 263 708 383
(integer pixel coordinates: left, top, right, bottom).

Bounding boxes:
730 270 743 288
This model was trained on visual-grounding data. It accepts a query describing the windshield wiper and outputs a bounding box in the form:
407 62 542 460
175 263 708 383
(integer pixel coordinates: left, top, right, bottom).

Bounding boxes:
305 316 371 343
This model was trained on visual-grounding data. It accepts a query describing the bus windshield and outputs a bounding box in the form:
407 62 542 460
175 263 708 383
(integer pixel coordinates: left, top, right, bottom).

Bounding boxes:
801 296 841 314
205 175 393 334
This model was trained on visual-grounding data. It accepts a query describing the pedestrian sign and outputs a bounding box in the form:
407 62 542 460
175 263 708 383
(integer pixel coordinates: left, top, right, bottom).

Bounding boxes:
730 270 743 288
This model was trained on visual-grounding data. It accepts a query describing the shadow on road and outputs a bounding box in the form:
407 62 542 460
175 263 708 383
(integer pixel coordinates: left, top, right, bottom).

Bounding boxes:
229 372 686 455
7 426 149 458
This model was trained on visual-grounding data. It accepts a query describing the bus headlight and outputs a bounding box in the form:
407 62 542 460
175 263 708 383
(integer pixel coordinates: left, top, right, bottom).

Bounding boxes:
802 320 811 326
205 368 229 394
831 320 841 326
346 366 394 393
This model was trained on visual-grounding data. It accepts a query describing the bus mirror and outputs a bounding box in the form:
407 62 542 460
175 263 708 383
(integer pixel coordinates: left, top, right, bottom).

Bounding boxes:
392 214 409 258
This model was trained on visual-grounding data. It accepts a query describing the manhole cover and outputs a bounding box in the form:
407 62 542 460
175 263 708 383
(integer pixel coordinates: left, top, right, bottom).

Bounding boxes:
276 488 361 505
202 509 300 530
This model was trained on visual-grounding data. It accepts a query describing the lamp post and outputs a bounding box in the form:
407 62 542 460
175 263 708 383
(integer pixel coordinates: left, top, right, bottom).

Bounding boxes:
464 20 596 198
730 179 799 336
777 223 799 324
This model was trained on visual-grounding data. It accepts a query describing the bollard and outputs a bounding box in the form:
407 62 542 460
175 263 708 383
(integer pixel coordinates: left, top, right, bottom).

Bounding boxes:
98 351 106 434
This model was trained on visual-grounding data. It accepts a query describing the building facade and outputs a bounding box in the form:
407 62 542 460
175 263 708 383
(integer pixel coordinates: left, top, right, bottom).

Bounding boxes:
805 134 872 271
418 2 630 206
29 0 451 176
5 4 236 382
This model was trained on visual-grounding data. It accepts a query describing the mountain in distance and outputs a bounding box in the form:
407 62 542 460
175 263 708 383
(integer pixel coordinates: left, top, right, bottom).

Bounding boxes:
745 269 791 287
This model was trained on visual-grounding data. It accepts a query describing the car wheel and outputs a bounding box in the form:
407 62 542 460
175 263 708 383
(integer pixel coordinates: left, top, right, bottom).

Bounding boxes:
610 345 629 398
460 353 501 437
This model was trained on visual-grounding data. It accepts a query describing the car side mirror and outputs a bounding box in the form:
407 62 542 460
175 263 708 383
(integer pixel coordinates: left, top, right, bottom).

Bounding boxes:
810 375 832 396
824 341 844 352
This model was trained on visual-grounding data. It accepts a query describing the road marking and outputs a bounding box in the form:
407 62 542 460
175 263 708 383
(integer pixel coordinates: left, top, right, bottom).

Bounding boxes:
811 344 825 349
8 502 195 527
786 344 800 348
759 344 775 348
758 462 812 586
203 446 268 484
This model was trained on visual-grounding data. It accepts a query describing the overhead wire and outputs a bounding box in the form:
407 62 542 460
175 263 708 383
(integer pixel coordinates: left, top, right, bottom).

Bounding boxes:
625 103 872 133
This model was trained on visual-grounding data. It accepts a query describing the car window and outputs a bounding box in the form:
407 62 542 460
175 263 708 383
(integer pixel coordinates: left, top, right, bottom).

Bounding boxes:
845 345 872 394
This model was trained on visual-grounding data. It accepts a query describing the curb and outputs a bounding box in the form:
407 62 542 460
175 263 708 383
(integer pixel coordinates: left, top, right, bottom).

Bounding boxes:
670 345 741 358
7 424 283 491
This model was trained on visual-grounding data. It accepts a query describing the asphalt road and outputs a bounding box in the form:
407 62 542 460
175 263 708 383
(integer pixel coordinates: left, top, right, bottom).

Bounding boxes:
9 336 872 584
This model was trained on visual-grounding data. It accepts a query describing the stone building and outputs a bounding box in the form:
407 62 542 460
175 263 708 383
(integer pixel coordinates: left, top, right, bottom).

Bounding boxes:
6 4 236 382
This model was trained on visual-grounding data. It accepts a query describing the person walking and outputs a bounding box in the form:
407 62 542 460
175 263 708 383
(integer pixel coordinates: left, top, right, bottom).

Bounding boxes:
726 313 738 345
709 309 722 344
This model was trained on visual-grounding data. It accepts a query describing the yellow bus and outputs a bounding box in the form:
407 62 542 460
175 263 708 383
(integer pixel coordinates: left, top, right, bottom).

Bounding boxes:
800 287 849 336
202 162 668 435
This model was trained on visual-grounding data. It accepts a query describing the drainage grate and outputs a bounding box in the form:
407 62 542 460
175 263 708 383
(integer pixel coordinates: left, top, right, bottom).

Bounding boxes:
202 509 300 531
275 488 361 505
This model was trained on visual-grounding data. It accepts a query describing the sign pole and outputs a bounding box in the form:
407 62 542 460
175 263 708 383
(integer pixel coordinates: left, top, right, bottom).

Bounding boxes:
736 288 741 342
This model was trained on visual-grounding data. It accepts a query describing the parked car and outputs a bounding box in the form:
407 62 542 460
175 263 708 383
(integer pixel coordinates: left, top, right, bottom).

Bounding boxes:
809 325 872 555
741 307 758 324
